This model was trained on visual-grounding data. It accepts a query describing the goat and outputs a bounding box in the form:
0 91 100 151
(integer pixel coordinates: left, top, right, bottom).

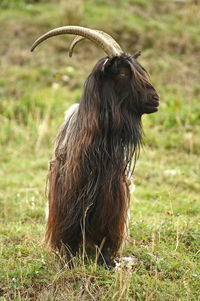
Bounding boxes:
31 26 159 267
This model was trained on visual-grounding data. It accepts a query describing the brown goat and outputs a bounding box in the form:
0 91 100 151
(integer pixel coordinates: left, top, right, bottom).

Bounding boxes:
31 26 159 267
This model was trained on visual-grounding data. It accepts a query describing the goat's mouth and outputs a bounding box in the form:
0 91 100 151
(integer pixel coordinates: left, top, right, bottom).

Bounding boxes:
152 95 160 107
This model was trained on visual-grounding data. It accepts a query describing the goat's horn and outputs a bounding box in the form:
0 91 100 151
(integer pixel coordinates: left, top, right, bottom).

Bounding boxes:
68 30 117 57
30 26 123 58
69 36 85 57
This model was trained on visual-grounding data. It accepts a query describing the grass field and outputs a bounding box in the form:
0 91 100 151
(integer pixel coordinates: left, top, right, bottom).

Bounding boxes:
0 0 200 300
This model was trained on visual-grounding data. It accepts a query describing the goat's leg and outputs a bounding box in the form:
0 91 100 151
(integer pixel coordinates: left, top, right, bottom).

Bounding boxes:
97 239 115 268
61 239 79 269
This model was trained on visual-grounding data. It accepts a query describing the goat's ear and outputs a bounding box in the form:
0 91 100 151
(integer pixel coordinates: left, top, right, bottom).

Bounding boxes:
132 50 142 59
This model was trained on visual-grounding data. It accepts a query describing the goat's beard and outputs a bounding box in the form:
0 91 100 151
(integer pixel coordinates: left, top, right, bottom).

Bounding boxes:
45 58 143 256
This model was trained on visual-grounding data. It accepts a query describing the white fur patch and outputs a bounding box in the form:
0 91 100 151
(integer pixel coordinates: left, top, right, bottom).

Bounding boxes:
64 103 79 121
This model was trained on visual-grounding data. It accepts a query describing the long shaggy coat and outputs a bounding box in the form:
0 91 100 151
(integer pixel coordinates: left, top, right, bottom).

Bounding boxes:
45 54 159 265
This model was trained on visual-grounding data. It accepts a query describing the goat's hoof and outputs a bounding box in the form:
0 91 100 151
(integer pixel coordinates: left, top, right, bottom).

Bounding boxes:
97 257 115 269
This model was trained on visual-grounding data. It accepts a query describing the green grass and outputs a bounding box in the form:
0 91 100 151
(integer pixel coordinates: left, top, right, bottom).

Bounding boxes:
0 0 200 300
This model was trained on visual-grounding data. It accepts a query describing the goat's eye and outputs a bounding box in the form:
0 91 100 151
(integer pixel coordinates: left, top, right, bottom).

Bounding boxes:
117 66 131 79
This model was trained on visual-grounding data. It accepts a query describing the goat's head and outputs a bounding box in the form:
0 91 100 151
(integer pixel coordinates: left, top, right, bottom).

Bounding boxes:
31 26 159 116
89 53 159 116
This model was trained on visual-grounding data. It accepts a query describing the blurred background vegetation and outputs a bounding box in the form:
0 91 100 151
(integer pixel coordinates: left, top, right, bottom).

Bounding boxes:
0 0 200 300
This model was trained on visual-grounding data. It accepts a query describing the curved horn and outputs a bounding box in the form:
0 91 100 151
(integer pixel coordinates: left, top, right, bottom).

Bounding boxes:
69 36 85 57
30 26 123 58
68 30 117 58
